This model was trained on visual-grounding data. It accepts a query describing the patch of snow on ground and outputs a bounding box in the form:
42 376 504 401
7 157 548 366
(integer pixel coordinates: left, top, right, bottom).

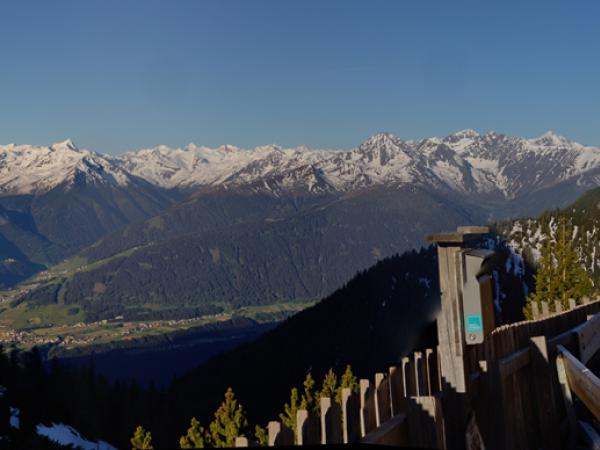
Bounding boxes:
9 407 19 429
37 423 117 450
418 277 431 288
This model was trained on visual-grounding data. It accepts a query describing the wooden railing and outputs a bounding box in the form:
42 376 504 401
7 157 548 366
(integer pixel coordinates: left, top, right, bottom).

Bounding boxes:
233 347 444 447
555 309 600 450
464 297 600 450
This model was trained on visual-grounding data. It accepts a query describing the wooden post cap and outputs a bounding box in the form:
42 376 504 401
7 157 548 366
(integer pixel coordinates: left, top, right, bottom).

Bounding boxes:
426 226 490 244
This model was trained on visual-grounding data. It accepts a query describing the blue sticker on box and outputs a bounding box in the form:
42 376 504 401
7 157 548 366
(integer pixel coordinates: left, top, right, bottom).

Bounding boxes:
466 314 483 332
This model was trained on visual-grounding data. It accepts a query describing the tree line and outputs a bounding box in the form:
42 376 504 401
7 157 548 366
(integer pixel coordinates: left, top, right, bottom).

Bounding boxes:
130 365 359 449
524 216 593 317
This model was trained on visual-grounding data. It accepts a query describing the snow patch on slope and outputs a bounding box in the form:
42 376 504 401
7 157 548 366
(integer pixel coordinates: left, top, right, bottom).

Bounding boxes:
37 423 117 450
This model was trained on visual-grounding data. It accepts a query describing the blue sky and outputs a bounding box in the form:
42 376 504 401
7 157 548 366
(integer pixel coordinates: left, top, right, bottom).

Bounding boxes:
1 0 599 154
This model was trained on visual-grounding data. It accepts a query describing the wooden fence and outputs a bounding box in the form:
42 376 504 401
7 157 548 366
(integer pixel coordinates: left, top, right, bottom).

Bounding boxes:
232 299 600 449
464 297 600 450
233 347 445 447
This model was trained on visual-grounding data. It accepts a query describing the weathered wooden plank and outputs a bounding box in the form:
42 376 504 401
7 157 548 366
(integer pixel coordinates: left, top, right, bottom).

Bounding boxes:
401 356 415 397
556 348 579 450
571 312 600 364
407 395 445 449
433 243 471 450
532 302 540 320
547 328 575 352
374 373 391 426
414 351 427 397
361 413 408 445
388 365 405 416
542 301 550 318
498 347 530 379
319 397 342 444
341 388 360 444
359 379 376 437
554 300 563 314
234 436 256 448
267 421 293 446
557 345 600 422
529 336 561 450
296 409 318 445
425 348 437 395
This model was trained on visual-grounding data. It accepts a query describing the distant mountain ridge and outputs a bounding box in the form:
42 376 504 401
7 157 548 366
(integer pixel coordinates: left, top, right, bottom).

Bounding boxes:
2 129 600 314
4 130 600 203
0 140 180 287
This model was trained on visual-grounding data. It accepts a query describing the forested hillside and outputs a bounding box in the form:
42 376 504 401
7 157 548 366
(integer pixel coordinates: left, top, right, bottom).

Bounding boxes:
10 186 484 322
495 186 600 288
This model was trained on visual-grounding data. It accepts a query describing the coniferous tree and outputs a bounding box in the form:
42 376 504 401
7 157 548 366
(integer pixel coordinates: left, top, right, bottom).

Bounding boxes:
255 425 268 447
318 369 338 399
180 417 209 448
131 425 153 450
335 365 358 406
279 387 299 437
209 388 248 447
526 217 592 317
299 373 317 414
554 217 592 305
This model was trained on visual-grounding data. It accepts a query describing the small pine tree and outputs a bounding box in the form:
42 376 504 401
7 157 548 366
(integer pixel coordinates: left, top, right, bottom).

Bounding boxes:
554 218 592 306
299 373 317 414
318 369 338 399
279 387 299 438
209 387 248 447
255 424 268 447
335 365 358 406
526 216 593 317
180 417 209 448
131 425 153 450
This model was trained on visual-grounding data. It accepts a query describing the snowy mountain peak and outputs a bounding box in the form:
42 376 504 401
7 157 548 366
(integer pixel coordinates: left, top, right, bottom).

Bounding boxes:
359 132 402 148
533 131 570 147
0 142 131 195
50 139 78 152
450 129 480 139
3 130 600 200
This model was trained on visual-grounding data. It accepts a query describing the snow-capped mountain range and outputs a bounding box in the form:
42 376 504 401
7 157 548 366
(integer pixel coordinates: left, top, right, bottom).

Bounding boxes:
2 130 600 199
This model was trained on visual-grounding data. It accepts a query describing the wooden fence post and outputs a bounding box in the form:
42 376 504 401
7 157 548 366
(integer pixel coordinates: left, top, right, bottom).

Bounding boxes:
296 409 318 445
401 356 415 397
320 397 342 444
414 351 427 397
542 301 550 317
556 350 578 450
554 300 563 313
235 436 250 447
529 336 561 450
374 373 391 426
341 388 360 443
267 421 293 446
427 226 489 450
359 379 376 437
389 365 405 416
532 302 540 320
425 348 437 395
